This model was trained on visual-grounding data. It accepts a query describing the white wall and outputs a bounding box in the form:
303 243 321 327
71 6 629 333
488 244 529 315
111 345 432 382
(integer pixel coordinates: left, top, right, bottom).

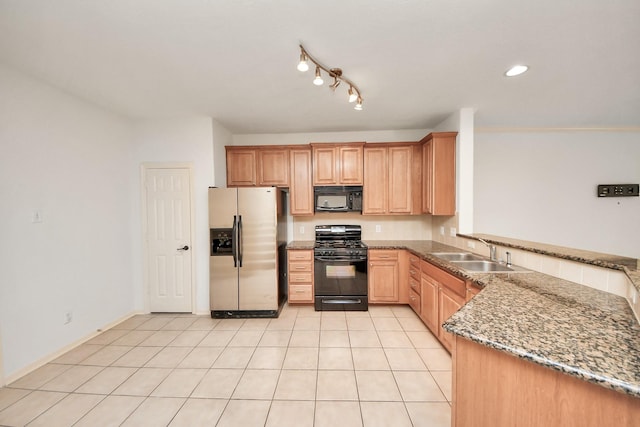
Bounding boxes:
130 118 216 314
233 129 430 146
474 131 640 258
212 119 232 187
0 64 135 380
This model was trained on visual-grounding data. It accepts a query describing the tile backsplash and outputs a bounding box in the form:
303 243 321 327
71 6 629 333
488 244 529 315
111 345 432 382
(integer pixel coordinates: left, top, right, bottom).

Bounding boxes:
292 213 433 241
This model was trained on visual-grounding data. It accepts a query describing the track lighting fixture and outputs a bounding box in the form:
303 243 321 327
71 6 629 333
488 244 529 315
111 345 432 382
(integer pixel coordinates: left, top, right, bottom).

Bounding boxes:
297 44 363 110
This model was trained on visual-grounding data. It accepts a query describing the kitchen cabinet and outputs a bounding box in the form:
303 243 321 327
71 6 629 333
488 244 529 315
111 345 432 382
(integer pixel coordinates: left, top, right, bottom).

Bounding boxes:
289 148 314 216
466 283 482 302
419 258 466 352
420 270 439 333
226 146 290 187
226 147 257 187
421 132 457 215
408 254 421 314
368 249 400 303
257 147 289 187
453 336 640 427
363 143 421 215
311 142 365 186
438 285 465 351
287 249 314 303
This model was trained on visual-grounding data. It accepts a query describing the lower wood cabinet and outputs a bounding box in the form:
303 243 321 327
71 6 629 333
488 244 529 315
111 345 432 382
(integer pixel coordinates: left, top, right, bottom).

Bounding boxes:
453 336 640 427
417 258 467 353
287 249 313 303
368 249 400 303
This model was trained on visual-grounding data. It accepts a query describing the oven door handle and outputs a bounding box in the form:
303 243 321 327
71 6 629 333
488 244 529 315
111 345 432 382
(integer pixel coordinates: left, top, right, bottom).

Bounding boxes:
314 256 367 262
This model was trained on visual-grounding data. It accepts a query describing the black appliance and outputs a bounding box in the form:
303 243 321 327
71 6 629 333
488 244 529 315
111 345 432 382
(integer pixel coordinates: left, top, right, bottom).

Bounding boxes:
314 186 363 212
314 225 368 311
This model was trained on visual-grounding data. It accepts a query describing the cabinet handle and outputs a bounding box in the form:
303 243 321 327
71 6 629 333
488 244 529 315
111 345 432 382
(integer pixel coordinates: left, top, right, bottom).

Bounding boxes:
294 266 307 270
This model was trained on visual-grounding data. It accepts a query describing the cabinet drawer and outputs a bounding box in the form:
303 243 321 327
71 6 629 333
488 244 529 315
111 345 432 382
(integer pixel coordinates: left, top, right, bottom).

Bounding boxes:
288 262 312 273
409 254 420 268
289 272 312 283
409 289 421 314
289 285 313 302
409 265 420 281
409 277 421 295
289 250 313 261
369 249 399 261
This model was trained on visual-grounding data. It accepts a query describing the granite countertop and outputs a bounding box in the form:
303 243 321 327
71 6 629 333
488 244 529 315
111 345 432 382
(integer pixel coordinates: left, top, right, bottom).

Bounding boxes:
286 241 315 250
361 240 640 398
458 233 640 293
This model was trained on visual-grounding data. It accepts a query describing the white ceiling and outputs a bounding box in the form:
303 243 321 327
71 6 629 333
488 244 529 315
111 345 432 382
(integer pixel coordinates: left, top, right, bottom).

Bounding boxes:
1 0 639 134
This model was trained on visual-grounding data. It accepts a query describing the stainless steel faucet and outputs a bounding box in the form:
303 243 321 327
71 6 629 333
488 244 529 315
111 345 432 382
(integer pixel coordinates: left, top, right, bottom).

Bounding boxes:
478 238 497 261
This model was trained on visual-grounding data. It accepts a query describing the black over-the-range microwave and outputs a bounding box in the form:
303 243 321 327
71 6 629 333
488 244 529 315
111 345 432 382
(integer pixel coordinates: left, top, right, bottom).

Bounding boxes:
314 186 363 212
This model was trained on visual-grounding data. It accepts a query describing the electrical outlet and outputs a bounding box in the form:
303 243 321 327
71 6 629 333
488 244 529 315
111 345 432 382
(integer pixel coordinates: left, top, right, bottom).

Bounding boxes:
299 226 304 234
450 227 457 237
467 241 476 249
64 311 73 324
439 226 445 236
375 225 382 233
32 209 43 223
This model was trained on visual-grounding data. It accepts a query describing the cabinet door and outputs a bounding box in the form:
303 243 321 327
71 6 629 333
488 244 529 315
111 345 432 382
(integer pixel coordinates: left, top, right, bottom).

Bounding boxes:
338 145 364 185
290 149 314 215
388 146 413 213
422 139 433 213
226 148 256 187
420 275 439 334
368 260 399 302
438 286 464 352
258 149 289 187
421 132 457 215
363 147 388 214
313 146 337 185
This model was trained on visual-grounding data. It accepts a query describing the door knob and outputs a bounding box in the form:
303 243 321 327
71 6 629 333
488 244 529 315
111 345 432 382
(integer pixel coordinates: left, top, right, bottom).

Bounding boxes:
177 245 189 251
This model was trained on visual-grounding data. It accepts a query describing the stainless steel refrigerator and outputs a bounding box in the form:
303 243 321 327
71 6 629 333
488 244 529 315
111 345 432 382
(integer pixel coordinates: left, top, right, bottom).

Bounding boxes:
208 187 287 318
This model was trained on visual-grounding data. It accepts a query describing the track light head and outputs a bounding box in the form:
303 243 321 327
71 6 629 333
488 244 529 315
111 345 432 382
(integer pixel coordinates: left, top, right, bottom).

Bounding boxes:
313 67 324 86
297 52 309 72
348 86 358 103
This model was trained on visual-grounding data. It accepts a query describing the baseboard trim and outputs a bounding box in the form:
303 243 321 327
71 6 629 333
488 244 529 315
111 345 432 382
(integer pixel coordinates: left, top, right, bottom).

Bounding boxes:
3 311 144 386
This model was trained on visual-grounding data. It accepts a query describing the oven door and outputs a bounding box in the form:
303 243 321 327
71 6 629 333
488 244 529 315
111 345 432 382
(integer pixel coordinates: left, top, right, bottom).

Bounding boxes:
314 255 368 311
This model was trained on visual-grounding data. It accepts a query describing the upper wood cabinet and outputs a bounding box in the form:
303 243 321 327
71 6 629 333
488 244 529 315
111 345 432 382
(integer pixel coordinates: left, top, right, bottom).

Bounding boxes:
421 132 457 215
258 148 289 187
226 147 256 187
289 148 314 216
311 143 365 186
363 143 422 215
226 146 289 187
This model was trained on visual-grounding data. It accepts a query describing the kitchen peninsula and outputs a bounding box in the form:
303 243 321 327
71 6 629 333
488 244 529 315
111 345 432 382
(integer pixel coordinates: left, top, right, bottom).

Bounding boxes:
288 237 640 426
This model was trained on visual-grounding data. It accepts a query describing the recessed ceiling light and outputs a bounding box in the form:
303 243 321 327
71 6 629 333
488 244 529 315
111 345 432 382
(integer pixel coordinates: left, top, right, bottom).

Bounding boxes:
505 65 529 77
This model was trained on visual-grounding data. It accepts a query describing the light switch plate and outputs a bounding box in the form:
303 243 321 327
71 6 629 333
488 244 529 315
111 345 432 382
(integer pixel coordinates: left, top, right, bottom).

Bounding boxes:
439 226 445 236
450 227 457 237
375 225 382 233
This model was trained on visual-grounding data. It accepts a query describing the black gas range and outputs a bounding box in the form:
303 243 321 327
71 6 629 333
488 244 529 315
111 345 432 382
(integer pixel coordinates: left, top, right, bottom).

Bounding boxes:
314 225 368 311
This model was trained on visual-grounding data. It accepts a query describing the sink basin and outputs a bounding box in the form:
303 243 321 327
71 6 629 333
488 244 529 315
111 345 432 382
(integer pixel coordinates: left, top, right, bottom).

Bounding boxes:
431 252 485 261
451 260 530 273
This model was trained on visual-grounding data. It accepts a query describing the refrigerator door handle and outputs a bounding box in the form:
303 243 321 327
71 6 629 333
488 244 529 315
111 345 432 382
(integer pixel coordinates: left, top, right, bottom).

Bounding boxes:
232 215 238 267
238 215 243 267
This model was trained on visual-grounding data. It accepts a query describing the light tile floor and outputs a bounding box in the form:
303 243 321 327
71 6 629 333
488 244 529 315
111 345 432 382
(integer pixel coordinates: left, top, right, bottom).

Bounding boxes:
0 305 452 427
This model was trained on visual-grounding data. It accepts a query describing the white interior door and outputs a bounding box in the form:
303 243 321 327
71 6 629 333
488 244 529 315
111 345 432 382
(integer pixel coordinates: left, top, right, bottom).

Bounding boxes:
145 168 193 312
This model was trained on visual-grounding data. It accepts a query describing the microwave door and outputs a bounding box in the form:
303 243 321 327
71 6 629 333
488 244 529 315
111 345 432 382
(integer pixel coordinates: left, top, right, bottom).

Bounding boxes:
316 194 348 211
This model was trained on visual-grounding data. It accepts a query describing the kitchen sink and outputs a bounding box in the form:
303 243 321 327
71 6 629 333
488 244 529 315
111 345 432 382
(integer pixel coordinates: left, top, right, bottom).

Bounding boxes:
451 260 531 273
431 252 485 261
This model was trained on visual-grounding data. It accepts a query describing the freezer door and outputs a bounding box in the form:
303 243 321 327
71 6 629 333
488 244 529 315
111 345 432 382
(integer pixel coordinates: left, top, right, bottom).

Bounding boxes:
237 188 278 311
208 187 237 228
209 188 239 311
